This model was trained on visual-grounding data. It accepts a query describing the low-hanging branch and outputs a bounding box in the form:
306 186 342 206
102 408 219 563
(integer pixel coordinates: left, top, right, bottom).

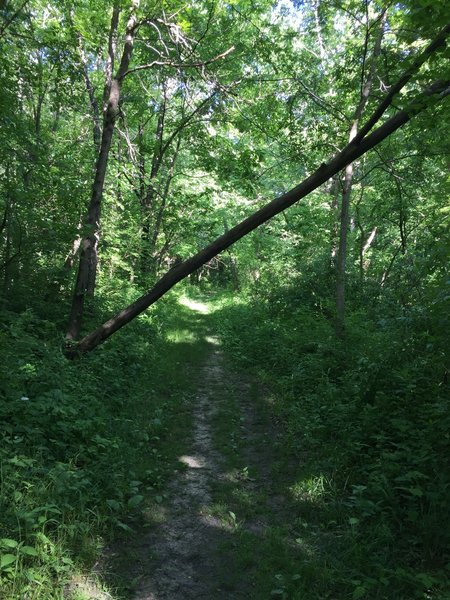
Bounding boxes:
65 76 449 357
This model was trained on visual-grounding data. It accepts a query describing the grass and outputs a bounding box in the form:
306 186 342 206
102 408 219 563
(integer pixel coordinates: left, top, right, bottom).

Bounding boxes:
201 346 339 599
0 289 212 599
207 289 450 599
2 285 449 598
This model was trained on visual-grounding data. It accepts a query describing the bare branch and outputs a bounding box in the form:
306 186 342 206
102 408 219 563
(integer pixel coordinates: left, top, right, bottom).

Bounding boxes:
122 46 235 78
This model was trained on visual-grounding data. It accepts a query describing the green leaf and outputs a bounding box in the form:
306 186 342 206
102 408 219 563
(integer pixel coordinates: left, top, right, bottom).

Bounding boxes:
107 499 121 511
416 573 438 586
20 546 38 557
116 522 133 532
353 586 367 599
128 494 144 508
0 539 18 549
0 554 16 569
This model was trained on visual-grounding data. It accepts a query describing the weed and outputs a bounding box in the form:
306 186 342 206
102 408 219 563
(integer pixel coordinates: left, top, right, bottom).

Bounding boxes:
0 290 210 598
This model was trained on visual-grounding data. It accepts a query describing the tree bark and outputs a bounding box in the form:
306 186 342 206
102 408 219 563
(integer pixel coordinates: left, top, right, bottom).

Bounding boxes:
63 221 82 271
140 82 167 274
66 1 139 341
66 79 450 356
77 33 102 151
335 10 385 336
149 134 181 269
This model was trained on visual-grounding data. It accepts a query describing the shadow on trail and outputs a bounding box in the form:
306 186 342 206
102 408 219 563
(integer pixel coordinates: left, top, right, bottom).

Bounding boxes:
95 295 338 600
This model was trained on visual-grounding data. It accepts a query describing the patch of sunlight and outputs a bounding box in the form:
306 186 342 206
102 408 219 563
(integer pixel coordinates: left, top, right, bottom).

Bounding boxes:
166 329 198 344
179 296 210 314
178 454 205 469
143 504 167 526
205 335 221 345
290 474 327 503
223 469 240 482
200 513 235 533
64 574 112 600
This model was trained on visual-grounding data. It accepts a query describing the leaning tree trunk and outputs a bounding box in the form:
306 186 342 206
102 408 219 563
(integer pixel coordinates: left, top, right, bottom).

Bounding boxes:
64 23 450 356
66 2 139 341
65 77 450 357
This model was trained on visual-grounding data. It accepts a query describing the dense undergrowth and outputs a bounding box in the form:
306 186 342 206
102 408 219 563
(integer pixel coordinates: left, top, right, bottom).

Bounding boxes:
0 286 208 599
1 270 449 600
211 276 450 599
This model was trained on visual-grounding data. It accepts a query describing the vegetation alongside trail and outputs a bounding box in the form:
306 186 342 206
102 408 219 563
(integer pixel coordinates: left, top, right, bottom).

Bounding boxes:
0 291 211 598
210 282 450 599
1 284 449 598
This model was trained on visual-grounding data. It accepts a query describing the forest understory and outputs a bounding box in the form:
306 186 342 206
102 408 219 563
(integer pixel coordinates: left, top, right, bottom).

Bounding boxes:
1 290 449 599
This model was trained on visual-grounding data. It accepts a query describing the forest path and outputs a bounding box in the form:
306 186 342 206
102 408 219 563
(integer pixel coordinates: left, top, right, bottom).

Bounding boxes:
112 297 285 600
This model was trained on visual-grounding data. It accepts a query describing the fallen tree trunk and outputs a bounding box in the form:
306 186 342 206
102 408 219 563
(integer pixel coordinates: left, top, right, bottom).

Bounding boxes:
65 75 449 357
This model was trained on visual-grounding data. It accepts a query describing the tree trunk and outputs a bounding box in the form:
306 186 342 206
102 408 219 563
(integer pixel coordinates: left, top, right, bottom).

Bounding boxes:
140 88 166 274
63 221 82 271
2 204 11 293
313 0 325 64
77 33 102 152
149 134 181 271
66 78 449 356
328 175 340 269
66 1 139 341
359 226 377 278
335 11 385 336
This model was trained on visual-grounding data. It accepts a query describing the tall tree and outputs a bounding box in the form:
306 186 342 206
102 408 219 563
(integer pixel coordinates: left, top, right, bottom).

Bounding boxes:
66 1 139 341
66 0 236 339
65 18 449 355
335 7 385 336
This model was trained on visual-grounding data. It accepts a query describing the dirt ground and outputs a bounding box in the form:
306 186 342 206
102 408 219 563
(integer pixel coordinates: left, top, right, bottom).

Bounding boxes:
133 337 232 599
70 304 286 600
128 332 280 599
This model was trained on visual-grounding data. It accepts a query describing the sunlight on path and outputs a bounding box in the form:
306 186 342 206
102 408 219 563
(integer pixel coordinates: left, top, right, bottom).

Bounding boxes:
178 296 210 314
133 339 227 599
178 454 206 469
178 297 220 345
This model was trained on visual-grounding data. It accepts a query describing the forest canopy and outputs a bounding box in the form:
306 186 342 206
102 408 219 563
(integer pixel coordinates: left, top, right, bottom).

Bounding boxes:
0 0 448 349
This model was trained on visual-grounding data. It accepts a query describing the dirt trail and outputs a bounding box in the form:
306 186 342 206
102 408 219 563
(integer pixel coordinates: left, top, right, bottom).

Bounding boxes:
133 336 231 599
66 301 295 600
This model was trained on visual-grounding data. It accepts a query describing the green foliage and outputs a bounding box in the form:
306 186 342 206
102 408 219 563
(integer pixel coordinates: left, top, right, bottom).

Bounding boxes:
213 272 450 598
0 292 208 597
0 0 449 597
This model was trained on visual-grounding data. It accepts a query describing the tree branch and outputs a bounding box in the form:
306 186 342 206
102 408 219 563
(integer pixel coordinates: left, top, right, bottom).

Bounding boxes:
122 45 235 78
0 0 29 39
66 80 449 356
353 23 450 144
